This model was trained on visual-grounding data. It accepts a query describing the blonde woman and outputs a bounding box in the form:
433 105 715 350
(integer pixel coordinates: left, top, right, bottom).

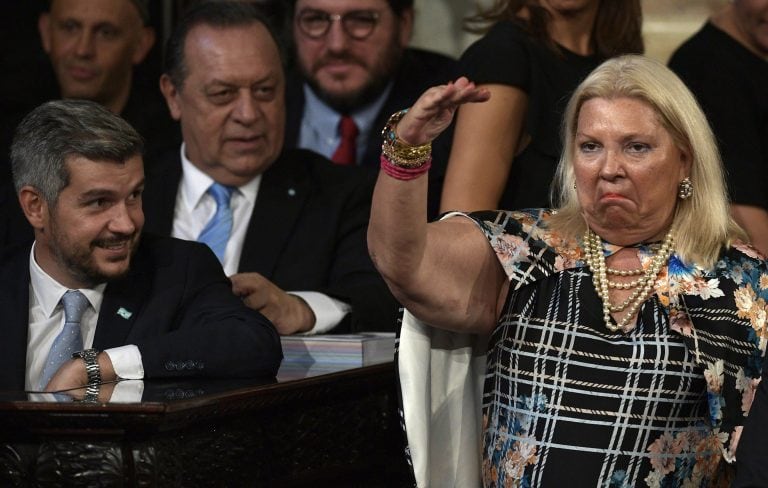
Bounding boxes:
370 56 766 486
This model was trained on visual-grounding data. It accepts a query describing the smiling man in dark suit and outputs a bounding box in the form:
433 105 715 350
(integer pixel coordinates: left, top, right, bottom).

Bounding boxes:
0 98 281 393
145 2 398 336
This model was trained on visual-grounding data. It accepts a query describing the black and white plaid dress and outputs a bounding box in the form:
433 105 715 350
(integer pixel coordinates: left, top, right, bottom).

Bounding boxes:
466 210 767 488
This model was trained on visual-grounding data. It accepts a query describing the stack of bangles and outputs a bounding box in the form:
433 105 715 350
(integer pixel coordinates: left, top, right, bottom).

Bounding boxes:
380 108 432 181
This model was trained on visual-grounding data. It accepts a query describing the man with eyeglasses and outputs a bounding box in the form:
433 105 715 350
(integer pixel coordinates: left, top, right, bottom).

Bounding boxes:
284 0 457 218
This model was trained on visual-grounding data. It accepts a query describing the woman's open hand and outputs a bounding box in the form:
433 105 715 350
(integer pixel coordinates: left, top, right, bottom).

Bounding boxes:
396 77 490 146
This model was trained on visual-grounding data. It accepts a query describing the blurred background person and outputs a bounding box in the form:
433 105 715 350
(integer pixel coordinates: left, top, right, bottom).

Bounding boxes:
439 0 643 213
668 0 768 255
285 0 457 217
39 0 179 160
39 0 154 116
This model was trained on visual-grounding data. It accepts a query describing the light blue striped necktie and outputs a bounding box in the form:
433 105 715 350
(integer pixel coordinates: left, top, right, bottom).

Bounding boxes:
197 182 235 262
39 290 89 390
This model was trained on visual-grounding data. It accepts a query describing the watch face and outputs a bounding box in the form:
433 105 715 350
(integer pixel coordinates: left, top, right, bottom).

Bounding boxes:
73 349 98 360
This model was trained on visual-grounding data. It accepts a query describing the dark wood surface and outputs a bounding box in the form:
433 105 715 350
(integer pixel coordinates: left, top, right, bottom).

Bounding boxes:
0 363 413 487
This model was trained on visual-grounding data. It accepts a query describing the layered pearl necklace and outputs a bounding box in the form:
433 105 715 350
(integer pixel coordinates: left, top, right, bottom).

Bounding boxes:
583 229 675 333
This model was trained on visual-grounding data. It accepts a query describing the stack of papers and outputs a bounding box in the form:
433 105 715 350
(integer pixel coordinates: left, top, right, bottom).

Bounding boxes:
278 333 396 379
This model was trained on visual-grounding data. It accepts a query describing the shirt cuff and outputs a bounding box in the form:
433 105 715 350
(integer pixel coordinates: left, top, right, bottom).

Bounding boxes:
109 380 145 403
104 345 144 380
289 291 350 335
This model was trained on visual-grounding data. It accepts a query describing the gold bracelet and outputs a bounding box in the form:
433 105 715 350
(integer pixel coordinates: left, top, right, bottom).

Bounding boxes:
389 140 432 160
381 143 432 168
381 109 431 168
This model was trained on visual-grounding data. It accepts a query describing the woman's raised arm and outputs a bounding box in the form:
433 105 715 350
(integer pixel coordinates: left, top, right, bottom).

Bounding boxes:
367 78 507 333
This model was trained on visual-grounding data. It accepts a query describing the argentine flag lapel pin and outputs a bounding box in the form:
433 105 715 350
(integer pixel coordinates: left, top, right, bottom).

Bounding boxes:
117 307 133 320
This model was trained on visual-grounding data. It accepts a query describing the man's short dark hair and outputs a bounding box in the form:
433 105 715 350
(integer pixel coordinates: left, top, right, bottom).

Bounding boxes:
387 0 414 16
288 0 414 17
163 1 286 89
10 100 143 204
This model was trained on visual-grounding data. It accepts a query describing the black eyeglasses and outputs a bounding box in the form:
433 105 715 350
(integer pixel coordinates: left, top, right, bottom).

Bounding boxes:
296 9 380 40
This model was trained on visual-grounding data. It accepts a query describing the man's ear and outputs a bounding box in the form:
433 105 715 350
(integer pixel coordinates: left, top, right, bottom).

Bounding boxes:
38 13 52 54
132 26 156 65
18 186 49 231
159 74 182 121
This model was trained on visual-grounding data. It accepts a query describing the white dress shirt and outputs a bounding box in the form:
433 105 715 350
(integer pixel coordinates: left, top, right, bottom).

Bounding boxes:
26 243 143 391
172 144 350 334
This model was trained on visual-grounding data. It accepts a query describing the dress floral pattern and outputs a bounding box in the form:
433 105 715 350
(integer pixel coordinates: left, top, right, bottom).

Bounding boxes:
468 209 766 487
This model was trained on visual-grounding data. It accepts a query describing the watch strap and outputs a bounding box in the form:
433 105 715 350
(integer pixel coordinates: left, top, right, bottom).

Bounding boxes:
72 348 102 385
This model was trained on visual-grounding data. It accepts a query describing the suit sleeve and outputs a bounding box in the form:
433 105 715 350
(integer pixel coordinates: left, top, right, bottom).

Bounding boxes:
131 242 282 379
322 171 401 333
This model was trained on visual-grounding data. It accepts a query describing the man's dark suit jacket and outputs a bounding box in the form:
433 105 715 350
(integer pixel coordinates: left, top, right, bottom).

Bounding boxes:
142 147 399 334
0 234 282 391
284 48 458 219
0 181 32 249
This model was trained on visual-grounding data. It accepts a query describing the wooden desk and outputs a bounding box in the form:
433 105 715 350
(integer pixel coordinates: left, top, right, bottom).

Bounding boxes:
0 363 413 487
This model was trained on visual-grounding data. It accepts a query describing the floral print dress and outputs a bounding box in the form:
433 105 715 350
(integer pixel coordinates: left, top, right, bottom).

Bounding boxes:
466 209 767 487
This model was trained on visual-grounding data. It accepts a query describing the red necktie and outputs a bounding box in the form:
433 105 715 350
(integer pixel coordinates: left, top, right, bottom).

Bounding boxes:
331 115 359 165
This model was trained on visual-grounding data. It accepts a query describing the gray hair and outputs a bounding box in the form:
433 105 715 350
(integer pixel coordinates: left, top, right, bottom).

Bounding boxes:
550 55 745 268
10 99 144 205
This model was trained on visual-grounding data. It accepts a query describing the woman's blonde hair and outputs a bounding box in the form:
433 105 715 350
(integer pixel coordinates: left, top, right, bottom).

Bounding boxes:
550 55 746 268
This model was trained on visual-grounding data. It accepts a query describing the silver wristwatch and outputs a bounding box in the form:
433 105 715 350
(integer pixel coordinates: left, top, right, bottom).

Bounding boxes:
72 348 102 385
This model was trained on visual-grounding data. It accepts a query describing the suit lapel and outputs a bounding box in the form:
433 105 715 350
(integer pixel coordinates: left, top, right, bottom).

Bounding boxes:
0 245 33 390
92 245 153 349
239 152 309 277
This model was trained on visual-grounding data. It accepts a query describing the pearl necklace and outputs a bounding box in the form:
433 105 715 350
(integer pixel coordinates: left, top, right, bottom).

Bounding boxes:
583 229 675 333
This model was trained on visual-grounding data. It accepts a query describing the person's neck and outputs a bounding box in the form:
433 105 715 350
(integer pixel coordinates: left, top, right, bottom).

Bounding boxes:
544 4 597 56
63 83 132 115
589 223 672 248
103 83 132 115
711 5 768 60
33 241 95 290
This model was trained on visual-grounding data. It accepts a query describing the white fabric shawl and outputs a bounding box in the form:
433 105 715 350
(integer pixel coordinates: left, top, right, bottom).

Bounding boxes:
398 309 489 488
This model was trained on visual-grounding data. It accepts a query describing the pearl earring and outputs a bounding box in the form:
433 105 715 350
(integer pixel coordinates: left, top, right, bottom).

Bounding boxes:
678 177 693 200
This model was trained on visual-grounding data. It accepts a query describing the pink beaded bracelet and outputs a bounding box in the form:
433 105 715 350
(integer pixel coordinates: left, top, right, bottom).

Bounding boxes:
380 154 431 181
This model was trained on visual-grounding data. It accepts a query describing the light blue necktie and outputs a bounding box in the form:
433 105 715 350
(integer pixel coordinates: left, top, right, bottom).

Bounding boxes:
197 182 235 262
38 290 89 390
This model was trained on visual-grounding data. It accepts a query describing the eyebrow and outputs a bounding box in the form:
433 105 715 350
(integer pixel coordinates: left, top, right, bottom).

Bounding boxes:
55 18 124 32
205 72 281 88
77 179 145 201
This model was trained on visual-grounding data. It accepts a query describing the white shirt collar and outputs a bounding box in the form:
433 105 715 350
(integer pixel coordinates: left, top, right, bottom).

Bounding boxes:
28 242 106 317
301 82 393 156
178 143 262 209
